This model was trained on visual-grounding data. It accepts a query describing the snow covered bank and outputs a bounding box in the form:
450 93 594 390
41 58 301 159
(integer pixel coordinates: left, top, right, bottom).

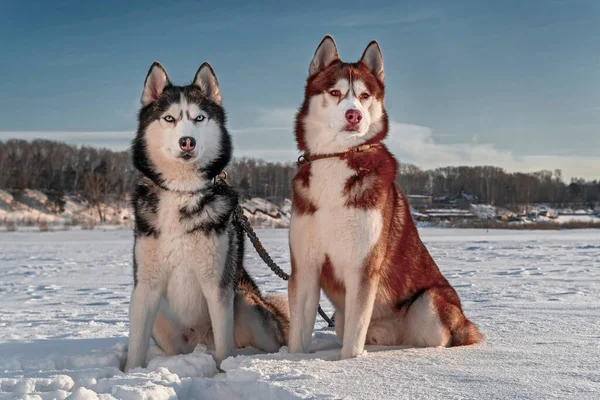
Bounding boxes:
240 198 291 228
1 229 599 399
0 189 132 231
4 189 597 232
0 190 292 231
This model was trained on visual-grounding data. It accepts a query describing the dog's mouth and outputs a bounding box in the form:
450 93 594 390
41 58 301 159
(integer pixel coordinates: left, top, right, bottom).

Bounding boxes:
179 151 195 161
343 124 361 133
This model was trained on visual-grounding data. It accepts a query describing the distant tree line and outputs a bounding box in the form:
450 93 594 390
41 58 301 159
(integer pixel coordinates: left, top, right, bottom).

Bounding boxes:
1 139 599 213
0 139 134 221
396 164 600 209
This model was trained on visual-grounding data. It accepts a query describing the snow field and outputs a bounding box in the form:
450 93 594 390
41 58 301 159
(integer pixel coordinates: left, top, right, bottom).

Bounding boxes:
1 228 599 399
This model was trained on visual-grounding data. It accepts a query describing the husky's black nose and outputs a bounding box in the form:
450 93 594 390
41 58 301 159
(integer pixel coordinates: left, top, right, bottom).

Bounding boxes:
179 137 196 151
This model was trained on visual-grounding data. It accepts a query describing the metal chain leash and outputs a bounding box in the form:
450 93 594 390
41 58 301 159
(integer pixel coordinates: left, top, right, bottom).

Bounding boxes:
232 204 335 328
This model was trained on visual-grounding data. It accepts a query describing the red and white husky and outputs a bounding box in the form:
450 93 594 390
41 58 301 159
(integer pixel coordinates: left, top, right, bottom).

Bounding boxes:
288 35 482 359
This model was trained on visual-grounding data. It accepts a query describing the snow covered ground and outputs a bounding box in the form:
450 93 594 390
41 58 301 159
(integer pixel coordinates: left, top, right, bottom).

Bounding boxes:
0 189 133 230
0 190 291 231
1 228 599 399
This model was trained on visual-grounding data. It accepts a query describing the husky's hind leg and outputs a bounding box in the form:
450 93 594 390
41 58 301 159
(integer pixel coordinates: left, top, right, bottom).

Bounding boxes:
152 311 194 356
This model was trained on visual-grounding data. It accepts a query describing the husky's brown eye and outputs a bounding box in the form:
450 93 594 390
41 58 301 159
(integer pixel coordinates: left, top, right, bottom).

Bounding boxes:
164 115 175 123
329 90 341 97
360 93 370 100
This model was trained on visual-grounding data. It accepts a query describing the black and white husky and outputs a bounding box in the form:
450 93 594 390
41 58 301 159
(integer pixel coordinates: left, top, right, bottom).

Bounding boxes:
125 62 289 371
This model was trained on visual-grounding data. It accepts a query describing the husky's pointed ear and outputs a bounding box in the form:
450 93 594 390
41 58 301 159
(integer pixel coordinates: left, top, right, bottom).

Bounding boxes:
309 35 339 77
360 41 384 83
193 62 221 105
142 62 170 105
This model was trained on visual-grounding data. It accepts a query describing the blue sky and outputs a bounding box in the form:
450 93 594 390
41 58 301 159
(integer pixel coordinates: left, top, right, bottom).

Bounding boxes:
1 0 599 179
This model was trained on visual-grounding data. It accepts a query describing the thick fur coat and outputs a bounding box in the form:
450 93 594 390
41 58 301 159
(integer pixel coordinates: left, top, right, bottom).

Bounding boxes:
288 36 482 360
125 62 288 371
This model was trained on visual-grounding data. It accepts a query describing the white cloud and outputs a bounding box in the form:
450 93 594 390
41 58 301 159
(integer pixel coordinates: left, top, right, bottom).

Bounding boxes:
254 107 297 128
232 109 600 180
385 123 600 180
230 108 298 162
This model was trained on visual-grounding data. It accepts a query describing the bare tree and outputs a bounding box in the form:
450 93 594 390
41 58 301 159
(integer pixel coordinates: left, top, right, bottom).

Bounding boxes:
83 163 109 222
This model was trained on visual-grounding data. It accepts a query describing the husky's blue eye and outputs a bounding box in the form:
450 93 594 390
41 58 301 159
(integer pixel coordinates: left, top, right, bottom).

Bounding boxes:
195 115 205 122
164 115 175 122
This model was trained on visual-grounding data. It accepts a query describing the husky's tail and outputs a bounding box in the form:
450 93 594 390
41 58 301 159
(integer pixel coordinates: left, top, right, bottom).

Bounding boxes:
234 291 290 352
451 317 483 346
263 293 290 342
425 285 484 347
234 273 290 352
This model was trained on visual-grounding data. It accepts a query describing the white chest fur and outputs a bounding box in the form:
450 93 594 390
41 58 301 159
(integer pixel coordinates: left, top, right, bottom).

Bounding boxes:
156 191 225 265
154 191 228 327
291 159 383 278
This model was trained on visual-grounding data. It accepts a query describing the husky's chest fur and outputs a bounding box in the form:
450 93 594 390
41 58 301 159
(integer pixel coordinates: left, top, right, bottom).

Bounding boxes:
291 158 385 282
133 178 238 327
158 190 226 258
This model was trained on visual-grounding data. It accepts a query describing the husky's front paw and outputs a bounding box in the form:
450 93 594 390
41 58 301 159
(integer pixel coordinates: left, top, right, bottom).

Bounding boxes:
287 342 305 354
339 346 363 360
216 362 225 373
123 362 138 373
211 348 234 372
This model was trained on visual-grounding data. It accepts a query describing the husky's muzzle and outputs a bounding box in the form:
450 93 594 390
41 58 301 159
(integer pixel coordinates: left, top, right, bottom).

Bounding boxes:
179 137 196 160
179 136 196 151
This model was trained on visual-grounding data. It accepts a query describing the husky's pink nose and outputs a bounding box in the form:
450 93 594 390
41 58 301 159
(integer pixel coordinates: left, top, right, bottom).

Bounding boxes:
179 136 196 151
345 109 362 125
